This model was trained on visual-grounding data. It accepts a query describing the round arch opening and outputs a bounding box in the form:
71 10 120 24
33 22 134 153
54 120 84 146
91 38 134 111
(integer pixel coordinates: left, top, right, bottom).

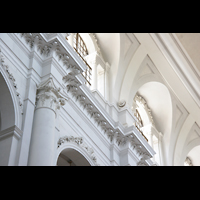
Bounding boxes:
0 72 15 131
135 81 172 135
57 148 91 166
184 145 200 166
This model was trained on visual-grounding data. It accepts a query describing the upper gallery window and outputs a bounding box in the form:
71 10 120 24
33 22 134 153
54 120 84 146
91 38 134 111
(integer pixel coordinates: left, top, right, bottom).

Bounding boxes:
73 33 92 87
134 109 148 142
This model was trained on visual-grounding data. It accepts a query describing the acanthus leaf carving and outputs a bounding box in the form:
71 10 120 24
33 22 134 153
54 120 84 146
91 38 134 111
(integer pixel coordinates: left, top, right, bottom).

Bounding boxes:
19 33 82 78
16 33 155 166
36 77 68 113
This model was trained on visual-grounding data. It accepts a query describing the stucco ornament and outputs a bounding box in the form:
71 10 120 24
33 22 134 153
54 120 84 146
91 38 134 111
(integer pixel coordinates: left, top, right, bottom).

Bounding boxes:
0 48 23 114
36 77 68 113
57 136 99 165
117 99 126 108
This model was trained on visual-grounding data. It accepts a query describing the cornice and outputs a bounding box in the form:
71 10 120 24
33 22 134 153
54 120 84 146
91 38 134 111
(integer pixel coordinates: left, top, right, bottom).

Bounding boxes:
0 125 23 140
64 71 155 162
19 33 87 74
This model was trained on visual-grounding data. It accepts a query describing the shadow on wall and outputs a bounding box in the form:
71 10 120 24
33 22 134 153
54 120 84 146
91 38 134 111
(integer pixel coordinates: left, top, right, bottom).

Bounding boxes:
0 73 15 131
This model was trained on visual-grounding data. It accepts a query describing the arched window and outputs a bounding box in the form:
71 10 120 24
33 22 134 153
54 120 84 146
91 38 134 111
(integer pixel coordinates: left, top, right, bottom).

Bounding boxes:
72 33 92 87
65 33 110 101
134 109 148 141
73 33 88 57
133 94 161 165
135 109 143 130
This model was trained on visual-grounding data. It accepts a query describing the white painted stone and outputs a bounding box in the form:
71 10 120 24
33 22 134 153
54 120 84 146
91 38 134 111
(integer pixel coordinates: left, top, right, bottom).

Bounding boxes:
0 33 199 166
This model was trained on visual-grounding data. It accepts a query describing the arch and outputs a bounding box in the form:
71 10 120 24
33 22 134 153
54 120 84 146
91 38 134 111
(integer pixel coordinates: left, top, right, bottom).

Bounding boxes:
55 143 96 166
173 116 195 165
133 94 154 128
119 45 148 105
0 59 22 130
79 33 98 55
0 70 22 165
180 137 200 166
94 33 120 66
57 148 90 166
118 50 174 165
131 80 173 134
130 80 173 165
168 97 189 166
127 73 164 107
0 72 16 131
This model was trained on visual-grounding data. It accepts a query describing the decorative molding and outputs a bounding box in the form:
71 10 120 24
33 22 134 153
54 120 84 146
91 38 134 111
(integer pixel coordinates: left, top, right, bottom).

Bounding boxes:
116 133 152 163
19 33 155 166
0 125 23 140
0 48 23 114
57 135 99 165
134 94 154 125
89 33 102 57
63 73 155 165
19 33 83 77
117 99 126 108
36 77 68 113
184 156 193 166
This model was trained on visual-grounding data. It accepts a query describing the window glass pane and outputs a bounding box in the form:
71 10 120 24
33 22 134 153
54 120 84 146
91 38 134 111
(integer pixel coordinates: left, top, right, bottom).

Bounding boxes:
73 33 91 86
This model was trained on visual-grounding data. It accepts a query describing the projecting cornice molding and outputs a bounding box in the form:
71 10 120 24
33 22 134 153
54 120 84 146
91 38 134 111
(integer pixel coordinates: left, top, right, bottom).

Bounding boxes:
65 77 155 164
19 33 87 75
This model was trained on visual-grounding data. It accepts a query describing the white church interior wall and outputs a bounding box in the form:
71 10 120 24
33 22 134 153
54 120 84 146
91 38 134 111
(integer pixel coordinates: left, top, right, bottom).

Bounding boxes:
0 33 199 165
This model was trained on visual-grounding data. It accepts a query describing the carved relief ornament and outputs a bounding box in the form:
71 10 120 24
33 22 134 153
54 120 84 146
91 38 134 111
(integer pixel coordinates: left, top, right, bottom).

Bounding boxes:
57 136 99 165
19 33 82 77
0 48 23 114
134 94 154 125
36 78 68 113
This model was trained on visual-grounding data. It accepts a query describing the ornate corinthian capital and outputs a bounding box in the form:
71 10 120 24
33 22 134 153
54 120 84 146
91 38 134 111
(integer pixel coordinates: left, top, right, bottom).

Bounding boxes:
36 78 68 113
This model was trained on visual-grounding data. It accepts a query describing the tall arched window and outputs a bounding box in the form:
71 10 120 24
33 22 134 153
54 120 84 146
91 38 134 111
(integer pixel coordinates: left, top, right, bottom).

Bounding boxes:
73 33 88 57
134 109 148 141
133 94 161 165
65 33 110 101
73 33 92 87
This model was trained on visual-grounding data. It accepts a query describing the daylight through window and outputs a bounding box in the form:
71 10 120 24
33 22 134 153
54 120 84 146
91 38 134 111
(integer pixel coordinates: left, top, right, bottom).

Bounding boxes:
73 33 92 87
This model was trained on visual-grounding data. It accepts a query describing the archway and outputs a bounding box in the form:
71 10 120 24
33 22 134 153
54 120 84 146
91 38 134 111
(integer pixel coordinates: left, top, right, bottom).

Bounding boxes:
131 81 173 165
55 136 99 166
0 72 15 131
57 148 91 166
180 137 200 166
0 71 21 165
136 81 172 135
184 145 200 166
